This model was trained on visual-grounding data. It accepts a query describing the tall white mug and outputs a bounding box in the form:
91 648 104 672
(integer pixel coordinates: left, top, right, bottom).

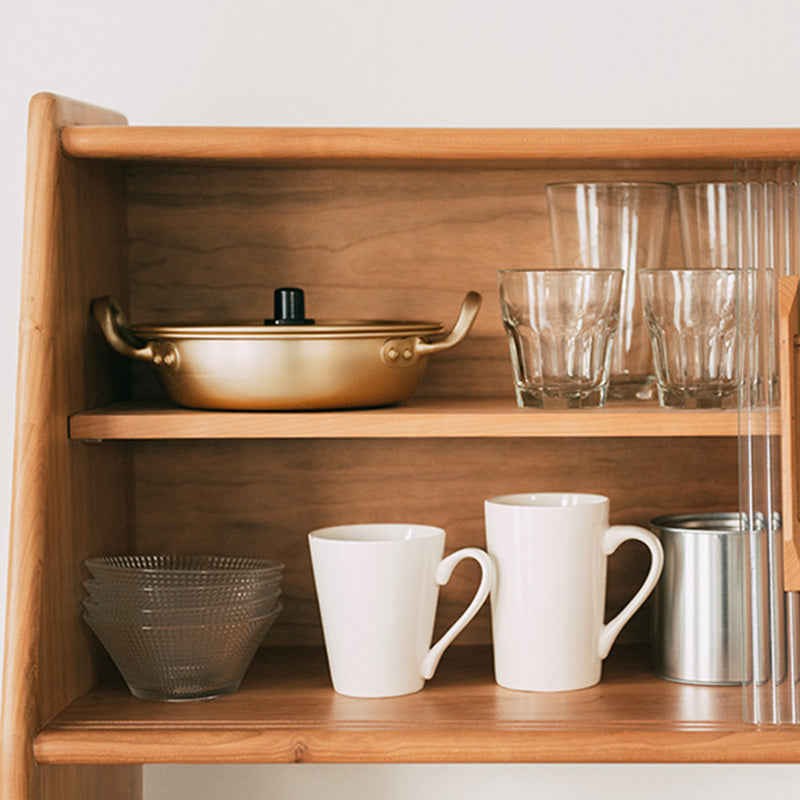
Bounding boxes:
308 523 495 698
485 493 664 692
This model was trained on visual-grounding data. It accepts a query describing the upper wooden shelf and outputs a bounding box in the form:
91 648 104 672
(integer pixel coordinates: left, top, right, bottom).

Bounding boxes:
32 646 800 765
68 398 738 441
59 125 800 166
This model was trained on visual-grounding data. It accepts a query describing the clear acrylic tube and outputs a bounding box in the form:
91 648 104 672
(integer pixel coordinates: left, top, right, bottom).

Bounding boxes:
736 161 800 723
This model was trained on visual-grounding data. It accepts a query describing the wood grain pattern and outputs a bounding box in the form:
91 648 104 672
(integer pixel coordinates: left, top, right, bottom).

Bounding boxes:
0 93 137 800
39 766 142 800
131 437 739 648
780 276 800 590
60 126 800 165
124 163 714 327
33 646 799 764
37 725 800 764
120 163 728 404
68 399 740 440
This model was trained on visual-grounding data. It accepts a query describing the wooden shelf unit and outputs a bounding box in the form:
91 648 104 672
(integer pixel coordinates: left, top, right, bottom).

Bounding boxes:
3 92 796 800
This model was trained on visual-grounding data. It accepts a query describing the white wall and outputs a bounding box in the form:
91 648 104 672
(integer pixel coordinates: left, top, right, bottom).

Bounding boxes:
4 1 800 797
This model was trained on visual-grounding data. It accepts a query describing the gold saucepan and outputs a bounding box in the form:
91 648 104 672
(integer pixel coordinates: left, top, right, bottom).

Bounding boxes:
91 289 481 410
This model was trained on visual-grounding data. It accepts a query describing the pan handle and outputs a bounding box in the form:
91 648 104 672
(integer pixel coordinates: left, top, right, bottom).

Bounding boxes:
415 291 482 357
381 291 482 366
91 296 178 367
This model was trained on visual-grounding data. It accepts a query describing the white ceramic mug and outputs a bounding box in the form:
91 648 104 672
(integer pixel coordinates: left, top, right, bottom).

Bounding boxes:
485 493 664 692
308 523 495 698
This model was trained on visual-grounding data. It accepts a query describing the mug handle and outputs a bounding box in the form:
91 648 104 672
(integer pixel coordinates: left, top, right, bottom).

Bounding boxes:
597 525 664 660
420 547 495 680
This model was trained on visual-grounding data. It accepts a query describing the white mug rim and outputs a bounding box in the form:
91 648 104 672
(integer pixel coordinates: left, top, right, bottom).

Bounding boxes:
308 523 445 543
486 492 609 508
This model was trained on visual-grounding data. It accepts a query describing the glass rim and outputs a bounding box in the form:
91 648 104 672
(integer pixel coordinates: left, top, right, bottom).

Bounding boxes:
545 180 674 191
674 181 736 189
638 267 737 275
497 268 624 276
84 554 284 576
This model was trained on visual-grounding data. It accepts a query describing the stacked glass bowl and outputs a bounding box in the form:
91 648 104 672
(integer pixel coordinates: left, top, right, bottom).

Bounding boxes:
83 554 284 701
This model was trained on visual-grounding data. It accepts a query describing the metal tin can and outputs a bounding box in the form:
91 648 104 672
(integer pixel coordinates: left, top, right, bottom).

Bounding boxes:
649 512 745 685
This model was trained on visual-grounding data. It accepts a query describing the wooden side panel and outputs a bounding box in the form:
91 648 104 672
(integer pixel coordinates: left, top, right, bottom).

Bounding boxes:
133 436 739 648
779 275 800 589
0 94 137 800
39 766 142 799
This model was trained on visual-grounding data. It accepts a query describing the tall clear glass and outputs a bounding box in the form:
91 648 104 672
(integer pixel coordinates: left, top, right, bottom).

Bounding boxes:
677 182 738 270
546 182 673 400
737 161 800 723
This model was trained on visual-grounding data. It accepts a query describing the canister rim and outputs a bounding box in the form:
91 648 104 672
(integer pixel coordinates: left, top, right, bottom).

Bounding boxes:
649 512 743 535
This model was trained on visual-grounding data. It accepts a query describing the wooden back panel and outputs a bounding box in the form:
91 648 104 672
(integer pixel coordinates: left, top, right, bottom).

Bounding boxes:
124 163 733 401
132 436 738 647
121 160 740 648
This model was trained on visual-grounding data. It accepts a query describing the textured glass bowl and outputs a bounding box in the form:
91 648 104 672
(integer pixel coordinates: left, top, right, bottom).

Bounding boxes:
83 578 283 610
85 554 284 586
83 589 281 626
84 604 282 701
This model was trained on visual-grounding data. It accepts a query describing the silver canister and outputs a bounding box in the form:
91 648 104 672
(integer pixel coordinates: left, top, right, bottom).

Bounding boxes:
650 513 745 685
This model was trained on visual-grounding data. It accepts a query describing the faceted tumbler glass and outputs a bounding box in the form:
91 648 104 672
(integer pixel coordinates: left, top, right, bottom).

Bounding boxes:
639 268 737 409
498 268 623 409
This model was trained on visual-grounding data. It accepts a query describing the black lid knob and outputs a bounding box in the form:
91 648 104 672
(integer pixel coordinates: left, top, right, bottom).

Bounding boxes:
266 287 315 325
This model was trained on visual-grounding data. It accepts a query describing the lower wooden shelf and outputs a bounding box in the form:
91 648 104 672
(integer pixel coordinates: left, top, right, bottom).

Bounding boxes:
33 645 800 765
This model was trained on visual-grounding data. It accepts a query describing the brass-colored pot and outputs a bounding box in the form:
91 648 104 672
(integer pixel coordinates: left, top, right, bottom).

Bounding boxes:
91 291 481 410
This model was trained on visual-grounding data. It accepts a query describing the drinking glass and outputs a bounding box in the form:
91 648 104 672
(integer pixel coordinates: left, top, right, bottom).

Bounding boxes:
676 182 737 269
639 268 737 409
546 181 673 399
497 268 623 409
